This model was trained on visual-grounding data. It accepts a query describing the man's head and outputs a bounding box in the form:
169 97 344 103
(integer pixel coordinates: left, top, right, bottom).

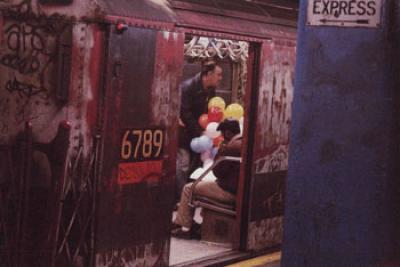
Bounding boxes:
201 61 223 89
217 119 241 141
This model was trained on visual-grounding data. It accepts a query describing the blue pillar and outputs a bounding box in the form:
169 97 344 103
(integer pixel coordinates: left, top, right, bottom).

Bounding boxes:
282 1 400 266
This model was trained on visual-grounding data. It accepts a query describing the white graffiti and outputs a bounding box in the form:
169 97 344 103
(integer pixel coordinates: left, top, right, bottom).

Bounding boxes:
96 243 168 267
247 216 283 251
258 46 294 151
184 36 249 62
254 145 288 174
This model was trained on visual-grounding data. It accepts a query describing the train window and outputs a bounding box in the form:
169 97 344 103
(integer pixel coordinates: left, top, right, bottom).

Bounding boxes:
170 35 249 266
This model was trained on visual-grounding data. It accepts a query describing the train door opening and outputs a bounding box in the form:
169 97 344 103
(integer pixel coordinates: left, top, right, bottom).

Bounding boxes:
169 35 252 266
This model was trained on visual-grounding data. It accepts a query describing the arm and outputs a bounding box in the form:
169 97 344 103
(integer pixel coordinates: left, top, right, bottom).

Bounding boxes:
213 139 242 183
217 138 242 158
180 85 203 138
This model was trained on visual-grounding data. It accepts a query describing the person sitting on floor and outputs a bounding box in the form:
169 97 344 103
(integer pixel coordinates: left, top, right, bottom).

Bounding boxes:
172 119 242 239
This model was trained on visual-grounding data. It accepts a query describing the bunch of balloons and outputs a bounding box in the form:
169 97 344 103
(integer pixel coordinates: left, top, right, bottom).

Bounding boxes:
191 96 244 163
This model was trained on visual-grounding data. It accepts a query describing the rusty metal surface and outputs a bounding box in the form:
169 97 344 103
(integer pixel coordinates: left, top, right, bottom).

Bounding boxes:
150 30 184 185
0 0 175 25
99 0 297 41
171 0 298 25
0 2 107 265
0 1 297 42
99 26 157 249
171 0 297 40
0 0 97 21
0 122 71 267
247 40 296 251
96 26 183 267
97 0 176 23
0 123 33 267
0 1 101 155
0 2 67 145
54 23 106 266
174 9 296 40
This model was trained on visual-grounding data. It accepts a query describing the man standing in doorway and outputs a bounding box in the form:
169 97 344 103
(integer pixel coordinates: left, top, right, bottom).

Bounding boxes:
176 61 223 200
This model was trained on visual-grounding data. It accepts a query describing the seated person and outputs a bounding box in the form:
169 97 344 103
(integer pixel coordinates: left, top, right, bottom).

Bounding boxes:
172 119 242 239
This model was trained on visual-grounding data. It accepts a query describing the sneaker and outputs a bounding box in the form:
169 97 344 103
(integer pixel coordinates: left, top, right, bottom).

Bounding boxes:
171 228 192 239
171 222 181 231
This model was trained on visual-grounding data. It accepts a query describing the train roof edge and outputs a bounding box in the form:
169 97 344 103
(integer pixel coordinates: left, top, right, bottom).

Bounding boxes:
0 0 298 39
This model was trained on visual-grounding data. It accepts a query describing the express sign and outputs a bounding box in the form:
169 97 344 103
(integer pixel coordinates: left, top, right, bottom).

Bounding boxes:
307 0 382 28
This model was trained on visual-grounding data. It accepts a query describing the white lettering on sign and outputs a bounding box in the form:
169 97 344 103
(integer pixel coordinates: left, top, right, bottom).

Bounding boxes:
307 0 382 27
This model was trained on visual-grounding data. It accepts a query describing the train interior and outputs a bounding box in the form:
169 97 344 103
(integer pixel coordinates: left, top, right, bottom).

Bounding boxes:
169 35 249 266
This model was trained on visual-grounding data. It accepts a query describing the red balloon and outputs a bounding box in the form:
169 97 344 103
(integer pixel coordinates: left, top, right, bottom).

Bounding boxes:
213 135 224 147
198 114 208 129
208 106 224 123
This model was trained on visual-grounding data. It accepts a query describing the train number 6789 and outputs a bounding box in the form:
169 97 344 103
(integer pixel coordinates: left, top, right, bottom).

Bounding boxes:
120 128 164 161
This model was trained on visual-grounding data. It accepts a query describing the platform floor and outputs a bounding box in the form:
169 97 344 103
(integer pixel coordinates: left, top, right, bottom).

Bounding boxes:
169 237 231 265
168 210 280 267
169 209 232 266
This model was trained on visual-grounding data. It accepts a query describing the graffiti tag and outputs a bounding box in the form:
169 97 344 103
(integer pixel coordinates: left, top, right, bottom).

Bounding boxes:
254 145 288 174
5 77 49 100
0 0 66 102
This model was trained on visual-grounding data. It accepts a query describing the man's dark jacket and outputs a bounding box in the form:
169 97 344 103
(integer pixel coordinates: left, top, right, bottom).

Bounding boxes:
179 73 215 149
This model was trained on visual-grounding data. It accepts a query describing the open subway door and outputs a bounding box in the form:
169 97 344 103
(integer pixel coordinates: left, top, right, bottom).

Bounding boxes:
96 26 184 266
245 40 296 251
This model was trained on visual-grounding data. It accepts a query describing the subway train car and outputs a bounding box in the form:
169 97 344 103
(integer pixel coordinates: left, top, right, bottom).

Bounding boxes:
0 0 297 266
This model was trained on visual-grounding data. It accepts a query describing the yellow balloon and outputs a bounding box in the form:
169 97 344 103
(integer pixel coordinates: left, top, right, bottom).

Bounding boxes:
224 103 244 120
208 96 226 110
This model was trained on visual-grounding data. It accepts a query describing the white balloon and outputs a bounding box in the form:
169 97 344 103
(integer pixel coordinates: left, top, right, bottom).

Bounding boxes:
239 117 244 134
200 149 212 162
205 122 221 139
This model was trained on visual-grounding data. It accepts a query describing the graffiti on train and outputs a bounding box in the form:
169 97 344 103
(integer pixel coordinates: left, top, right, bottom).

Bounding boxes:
2 22 47 74
5 78 49 100
0 0 64 100
254 145 288 174
0 0 67 139
256 46 295 152
96 244 168 267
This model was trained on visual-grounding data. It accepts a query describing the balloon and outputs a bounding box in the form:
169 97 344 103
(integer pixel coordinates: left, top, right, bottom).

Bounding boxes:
239 117 244 134
205 122 221 139
200 149 212 163
197 135 213 152
224 103 244 120
208 106 224 123
208 96 226 110
213 135 224 147
198 114 208 129
239 116 244 125
211 147 219 159
190 138 201 153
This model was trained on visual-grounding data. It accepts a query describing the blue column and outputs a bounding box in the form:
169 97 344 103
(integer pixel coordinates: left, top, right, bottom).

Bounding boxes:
282 1 400 266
